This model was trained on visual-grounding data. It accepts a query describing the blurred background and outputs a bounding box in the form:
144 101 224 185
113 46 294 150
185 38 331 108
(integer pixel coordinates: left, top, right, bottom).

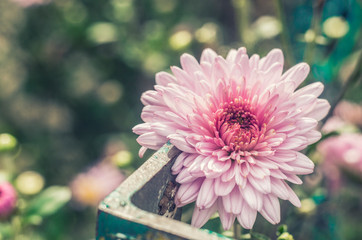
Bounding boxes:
0 0 361 239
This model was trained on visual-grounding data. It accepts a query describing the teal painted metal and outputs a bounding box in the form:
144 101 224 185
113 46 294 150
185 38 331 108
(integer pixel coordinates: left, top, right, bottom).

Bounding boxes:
96 143 232 240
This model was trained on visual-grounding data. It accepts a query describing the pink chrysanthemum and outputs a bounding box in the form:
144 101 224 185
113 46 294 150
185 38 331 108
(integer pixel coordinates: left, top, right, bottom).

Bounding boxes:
133 48 330 230
0 182 17 218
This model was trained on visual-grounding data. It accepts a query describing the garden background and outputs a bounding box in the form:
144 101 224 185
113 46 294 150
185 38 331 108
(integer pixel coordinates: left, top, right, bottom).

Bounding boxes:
0 0 361 239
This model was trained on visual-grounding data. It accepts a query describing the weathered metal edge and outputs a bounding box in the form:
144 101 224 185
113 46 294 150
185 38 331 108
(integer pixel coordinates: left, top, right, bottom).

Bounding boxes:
97 142 232 240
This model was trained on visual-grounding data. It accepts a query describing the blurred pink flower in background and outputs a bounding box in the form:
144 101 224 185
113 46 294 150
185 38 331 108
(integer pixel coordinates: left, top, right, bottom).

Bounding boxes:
318 133 362 192
133 47 330 229
334 100 362 127
0 182 17 218
322 100 362 134
70 163 125 207
322 116 349 133
11 0 50 7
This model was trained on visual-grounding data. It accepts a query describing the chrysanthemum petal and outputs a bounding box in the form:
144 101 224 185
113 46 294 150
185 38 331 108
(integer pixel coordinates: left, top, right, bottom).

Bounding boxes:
215 177 235 196
172 152 188 174
180 53 201 75
270 178 290 200
204 158 231 178
287 152 314 174
132 123 151 135
218 198 236 230
196 178 218 209
169 134 197 153
191 202 218 228
136 132 166 149
242 183 263 211
294 82 324 98
222 187 242 214
260 195 280 224
261 62 283 85
285 183 301 207
306 99 330 121
285 174 303 184
221 163 236 182
237 203 257 229
155 72 177 86
295 117 318 135
175 178 204 207
176 168 198 184
259 48 284 71
305 130 322 144
200 48 218 64
138 146 147 158
248 175 271 194
270 178 301 207
235 165 247 188
278 136 307 150
140 90 162 106
188 155 208 177
281 62 309 88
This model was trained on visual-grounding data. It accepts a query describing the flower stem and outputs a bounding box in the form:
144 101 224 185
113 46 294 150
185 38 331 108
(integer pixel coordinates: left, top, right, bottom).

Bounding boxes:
233 221 242 239
232 0 253 50
303 0 326 65
274 0 295 67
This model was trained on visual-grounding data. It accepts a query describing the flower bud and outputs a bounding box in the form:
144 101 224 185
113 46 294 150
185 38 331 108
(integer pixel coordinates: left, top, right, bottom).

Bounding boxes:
0 182 17 218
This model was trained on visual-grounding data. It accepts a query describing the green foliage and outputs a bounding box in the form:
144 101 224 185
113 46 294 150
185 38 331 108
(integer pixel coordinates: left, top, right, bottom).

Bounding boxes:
276 225 294 240
23 186 71 221
0 134 18 152
0 0 361 239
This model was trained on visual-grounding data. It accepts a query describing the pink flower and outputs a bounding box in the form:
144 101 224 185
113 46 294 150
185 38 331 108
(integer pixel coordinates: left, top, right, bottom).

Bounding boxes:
11 0 50 7
133 48 330 229
70 163 125 207
0 182 17 218
322 101 362 133
322 116 348 133
318 133 362 176
334 101 362 127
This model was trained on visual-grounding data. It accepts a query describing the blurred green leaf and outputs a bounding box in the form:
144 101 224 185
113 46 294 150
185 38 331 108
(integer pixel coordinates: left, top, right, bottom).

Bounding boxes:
23 186 71 220
0 133 18 152
277 224 288 236
0 223 13 239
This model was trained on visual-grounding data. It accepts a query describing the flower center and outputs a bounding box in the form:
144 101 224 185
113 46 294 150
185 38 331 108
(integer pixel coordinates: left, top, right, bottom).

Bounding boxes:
215 98 260 151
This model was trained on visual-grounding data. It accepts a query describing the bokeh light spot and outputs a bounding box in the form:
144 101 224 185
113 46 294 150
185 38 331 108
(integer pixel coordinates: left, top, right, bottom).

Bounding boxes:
143 52 168 74
97 81 123 104
111 150 133 167
111 0 134 23
323 16 349 39
169 30 192 50
15 171 45 195
153 0 177 13
304 29 316 43
195 23 218 44
252 16 281 39
87 22 118 44
0 133 17 152
298 198 316 215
